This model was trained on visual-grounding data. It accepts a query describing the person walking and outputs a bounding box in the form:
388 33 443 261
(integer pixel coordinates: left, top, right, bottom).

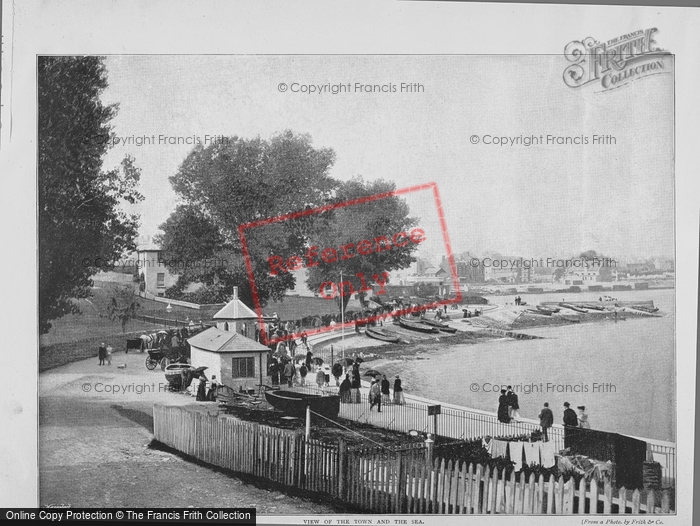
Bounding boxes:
539 402 554 441
98 342 107 366
208 375 218 401
284 360 295 388
393 375 405 405
299 363 308 386
305 349 313 370
369 379 382 412
105 344 113 366
350 366 362 403
563 402 579 446
332 363 343 386
316 366 325 389
196 374 208 401
577 405 591 429
497 389 510 423
380 375 391 405
506 386 520 421
339 374 352 403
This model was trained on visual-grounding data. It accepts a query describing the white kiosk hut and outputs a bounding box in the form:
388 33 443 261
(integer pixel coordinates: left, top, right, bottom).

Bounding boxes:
187 328 269 391
188 287 269 390
212 286 259 337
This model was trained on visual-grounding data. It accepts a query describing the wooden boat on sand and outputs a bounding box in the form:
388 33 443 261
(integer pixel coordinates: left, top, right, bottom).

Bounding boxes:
399 318 439 333
365 327 401 343
264 390 341 419
560 303 588 313
419 318 458 333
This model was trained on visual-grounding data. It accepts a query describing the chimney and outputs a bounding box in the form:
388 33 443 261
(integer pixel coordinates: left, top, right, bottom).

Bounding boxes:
233 286 238 299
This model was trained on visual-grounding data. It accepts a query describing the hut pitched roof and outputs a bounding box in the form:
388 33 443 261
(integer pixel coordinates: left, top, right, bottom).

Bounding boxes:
213 298 259 320
187 327 269 353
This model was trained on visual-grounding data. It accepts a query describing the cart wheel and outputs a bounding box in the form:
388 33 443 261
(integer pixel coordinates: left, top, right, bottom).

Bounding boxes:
145 357 157 370
160 357 170 371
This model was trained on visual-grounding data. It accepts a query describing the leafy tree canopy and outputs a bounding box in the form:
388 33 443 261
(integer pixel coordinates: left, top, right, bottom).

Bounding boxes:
157 131 338 307
305 177 420 313
39 56 143 334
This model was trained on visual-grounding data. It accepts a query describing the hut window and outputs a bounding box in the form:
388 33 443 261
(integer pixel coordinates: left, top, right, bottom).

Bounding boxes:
232 357 255 378
157 273 165 287
224 322 229 331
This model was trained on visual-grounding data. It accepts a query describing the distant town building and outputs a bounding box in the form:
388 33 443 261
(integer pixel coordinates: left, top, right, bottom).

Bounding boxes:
136 246 178 297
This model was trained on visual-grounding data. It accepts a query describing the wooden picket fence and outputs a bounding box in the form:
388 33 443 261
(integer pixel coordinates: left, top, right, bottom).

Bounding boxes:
152 405 674 515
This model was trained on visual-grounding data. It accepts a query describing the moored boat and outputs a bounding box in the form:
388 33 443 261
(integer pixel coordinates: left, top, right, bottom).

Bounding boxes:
365 327 401 343
398 318 439 333
264 390 341 419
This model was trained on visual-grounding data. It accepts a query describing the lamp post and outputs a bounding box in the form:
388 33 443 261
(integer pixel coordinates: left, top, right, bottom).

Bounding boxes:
340 270 345 362
165 303 172 328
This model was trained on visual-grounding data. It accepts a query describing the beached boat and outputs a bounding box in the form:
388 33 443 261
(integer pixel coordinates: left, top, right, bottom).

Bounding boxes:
398 318 439 333
365 327 401 343
527 308 552 316
560 303 588 313
419 318 458 333
537 305 560 314
630 305 659 313
264 390 341 419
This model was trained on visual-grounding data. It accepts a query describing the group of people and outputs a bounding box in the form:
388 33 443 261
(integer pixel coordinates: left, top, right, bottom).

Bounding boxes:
538 401 590 441
97 342 113 365
497 386 520 423
514 296 523 306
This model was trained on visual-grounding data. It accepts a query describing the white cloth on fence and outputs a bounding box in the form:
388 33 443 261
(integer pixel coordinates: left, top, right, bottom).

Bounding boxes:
523 442 540 467
482 437 492 455
540 440 556 468
491 439 508 458
509 441 524 472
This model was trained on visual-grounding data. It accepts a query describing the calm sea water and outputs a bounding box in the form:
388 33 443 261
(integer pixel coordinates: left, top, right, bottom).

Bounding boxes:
385 288 675 442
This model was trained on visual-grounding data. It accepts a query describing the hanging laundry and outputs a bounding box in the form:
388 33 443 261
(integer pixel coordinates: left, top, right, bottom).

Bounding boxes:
482 437 493 455
509 441 524 472
491 439 509 458
540 440 556 468
523 442 540 467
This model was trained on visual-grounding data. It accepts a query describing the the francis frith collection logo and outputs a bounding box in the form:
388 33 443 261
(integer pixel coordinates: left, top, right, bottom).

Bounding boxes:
563 28 672 91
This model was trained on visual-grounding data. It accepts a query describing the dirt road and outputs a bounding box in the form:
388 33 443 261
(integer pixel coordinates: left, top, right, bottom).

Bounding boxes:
39 349 340 513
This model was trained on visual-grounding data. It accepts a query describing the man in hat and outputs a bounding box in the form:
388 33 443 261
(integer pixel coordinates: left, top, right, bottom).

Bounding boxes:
563 402 579 446
538 402 554 441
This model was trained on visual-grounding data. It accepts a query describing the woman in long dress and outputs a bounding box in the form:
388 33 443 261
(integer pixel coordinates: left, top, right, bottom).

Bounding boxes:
577 406 591 429
196 375 208 401
497 389 510 423
339 374 352 403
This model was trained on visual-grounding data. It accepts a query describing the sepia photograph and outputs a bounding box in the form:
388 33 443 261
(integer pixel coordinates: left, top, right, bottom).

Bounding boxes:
2 1 699 524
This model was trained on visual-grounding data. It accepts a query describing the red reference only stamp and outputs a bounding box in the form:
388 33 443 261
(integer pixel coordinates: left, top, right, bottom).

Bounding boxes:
239 182 461 346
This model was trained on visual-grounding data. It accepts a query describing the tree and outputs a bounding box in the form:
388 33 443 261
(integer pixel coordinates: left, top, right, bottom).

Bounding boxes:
106 285 141 333
304 177 420 314
157 131 338 307
39 56 143 333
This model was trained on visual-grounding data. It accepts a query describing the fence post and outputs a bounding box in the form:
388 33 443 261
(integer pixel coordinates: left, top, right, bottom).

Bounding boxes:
338 438 347 500
425 434 434 464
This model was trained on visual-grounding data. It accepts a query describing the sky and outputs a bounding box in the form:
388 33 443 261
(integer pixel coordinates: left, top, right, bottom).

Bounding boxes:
100 55 674 263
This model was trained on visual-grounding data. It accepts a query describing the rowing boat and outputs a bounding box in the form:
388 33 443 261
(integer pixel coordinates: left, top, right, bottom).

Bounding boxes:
365 327 401 343
264 390 341 419
398 318 439 333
